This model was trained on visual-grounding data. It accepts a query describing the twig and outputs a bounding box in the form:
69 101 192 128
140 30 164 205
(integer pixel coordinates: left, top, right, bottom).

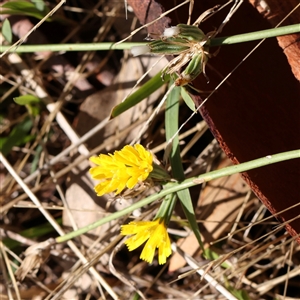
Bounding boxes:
172 243 239 300
1 154 119 300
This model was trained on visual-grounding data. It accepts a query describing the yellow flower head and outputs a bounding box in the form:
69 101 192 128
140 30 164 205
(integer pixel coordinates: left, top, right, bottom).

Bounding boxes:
121 218 172 265
89 144 153 196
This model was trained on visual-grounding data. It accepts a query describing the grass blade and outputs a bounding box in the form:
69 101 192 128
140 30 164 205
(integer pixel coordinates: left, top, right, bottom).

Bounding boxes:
165 81 204 252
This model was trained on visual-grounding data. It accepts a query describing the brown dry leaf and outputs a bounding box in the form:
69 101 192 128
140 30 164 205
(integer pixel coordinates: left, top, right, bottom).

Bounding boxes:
75 55 167 150
17 282 61 300
15 239 54 281
63 160 110 237
169 155 250 272
198 158 250 240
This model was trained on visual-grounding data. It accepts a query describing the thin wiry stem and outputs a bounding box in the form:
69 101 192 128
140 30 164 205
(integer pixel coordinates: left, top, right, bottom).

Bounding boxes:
54 149 300 243
1 24 299 53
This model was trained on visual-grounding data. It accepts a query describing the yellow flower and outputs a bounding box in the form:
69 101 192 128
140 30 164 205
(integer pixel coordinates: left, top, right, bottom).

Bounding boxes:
121 218 172 264
89 144 153 196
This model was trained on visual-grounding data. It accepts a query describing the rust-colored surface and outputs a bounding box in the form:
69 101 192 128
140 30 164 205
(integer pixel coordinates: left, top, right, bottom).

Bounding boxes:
128 0 300 242
249 0 300 81
127 0 170 35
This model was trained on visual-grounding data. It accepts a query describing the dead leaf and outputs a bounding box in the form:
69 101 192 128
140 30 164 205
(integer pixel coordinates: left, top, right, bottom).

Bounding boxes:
169 155 250 272
15 239 54 281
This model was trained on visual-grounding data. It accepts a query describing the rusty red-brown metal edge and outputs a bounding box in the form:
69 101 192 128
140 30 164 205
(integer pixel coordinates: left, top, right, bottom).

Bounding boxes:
128 0 300 243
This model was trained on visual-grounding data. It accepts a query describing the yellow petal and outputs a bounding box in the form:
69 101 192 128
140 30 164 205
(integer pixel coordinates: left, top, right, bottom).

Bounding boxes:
89 144 153 196
121 219 172 264
158 231 172 264
125 231 150 251
121 221 155 235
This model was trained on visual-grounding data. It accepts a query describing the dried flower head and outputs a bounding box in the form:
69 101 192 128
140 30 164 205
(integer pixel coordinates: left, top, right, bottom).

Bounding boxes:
15 239 54 281
132 22 212 86
131 45 151 57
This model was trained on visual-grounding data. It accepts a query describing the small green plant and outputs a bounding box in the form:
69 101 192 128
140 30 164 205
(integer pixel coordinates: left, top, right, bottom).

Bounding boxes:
2 1 300 298
0 0 49 20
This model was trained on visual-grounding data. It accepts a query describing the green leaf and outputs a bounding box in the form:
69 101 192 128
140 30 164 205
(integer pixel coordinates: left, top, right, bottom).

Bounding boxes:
203 248 230 268
31 0 45 11
0 117 33 156
2 19 12 43
155 188 177 224
165 80 204 252
110 71 170 118
181 86 196 111
225 281 251 300
14 95 41 116
28 105 40 116
14 95 40 105
0 1 49 20
30 144 43 173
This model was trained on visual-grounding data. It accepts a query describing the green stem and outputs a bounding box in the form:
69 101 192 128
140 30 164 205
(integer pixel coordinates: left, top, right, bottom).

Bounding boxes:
210 23 300 46
55 149 300 243
1 24 299 54
0 42 138 53
155 191 177 224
